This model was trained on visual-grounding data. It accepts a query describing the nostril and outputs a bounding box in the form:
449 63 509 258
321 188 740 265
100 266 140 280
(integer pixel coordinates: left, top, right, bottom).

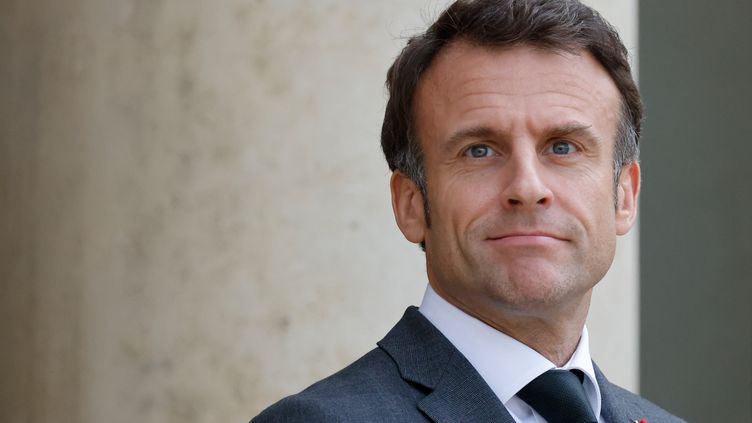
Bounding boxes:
508 198 521 205
537 198 547 204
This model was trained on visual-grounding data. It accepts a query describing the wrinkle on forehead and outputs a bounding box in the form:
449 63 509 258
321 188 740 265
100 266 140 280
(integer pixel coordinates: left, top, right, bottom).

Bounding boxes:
414 42 621 145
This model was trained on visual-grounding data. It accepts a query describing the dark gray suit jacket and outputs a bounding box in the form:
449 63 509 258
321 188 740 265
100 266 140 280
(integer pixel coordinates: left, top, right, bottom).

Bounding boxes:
252 307 684 422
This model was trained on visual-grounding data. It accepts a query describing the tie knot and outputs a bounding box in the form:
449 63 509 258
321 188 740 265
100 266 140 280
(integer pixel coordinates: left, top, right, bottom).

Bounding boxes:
517 369 597 423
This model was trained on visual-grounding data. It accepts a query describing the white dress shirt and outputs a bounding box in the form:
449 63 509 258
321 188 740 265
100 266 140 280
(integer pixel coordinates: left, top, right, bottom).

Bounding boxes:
419 284 605 423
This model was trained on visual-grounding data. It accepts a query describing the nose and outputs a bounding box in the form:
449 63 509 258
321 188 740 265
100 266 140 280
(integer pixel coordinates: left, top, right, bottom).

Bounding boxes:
501 149 553 209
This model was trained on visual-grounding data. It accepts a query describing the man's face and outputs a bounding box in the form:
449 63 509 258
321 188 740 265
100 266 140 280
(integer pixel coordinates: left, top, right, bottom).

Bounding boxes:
391 42 640 320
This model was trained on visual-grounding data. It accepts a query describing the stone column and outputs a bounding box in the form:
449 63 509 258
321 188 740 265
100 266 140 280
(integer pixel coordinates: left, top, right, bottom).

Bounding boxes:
0 1 638 422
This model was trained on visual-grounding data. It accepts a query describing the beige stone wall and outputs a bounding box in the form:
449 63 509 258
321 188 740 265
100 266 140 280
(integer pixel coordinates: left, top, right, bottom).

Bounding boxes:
582 0 640 394
0 1 638 422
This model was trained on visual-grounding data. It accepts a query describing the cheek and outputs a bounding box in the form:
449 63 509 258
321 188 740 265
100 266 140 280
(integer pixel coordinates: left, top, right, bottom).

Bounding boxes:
584 191 619 245
558 172 617 234
571 163 615 204
432 171 500 220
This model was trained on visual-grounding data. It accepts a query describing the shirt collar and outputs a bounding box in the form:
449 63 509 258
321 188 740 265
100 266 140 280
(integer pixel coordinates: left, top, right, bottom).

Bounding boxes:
418 284 602 417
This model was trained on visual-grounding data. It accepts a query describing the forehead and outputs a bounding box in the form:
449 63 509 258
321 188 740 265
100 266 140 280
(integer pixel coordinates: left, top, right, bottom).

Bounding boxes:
413 42 622 144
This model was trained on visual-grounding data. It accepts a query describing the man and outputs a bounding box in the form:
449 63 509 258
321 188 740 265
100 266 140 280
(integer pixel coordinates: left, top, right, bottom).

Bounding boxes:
253 0 684 421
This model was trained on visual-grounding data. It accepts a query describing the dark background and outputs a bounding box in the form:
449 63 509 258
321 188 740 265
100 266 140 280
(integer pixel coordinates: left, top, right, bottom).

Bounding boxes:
640 0 752 420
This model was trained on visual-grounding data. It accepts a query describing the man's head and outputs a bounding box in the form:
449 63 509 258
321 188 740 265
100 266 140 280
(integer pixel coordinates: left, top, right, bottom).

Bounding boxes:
383 0 642 322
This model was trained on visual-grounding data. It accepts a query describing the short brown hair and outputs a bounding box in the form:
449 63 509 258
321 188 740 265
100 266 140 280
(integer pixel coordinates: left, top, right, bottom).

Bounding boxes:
381 0 642 196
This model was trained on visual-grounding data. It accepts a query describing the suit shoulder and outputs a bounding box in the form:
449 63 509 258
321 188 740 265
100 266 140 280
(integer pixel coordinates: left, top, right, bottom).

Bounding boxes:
607 383 687 422
251 394 333 423
251 347 425 422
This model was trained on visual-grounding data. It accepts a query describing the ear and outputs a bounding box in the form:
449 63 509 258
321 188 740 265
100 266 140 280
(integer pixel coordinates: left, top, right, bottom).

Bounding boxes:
390 171 427 245
615 162 641 235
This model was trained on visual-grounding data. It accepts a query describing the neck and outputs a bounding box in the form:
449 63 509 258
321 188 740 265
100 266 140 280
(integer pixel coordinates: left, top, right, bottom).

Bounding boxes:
486 304 590 367
434 287 592 367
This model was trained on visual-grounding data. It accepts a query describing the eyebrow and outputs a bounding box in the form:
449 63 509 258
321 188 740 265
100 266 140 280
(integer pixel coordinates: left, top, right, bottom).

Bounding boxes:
442 126 500 154
544 122 598 142
442 121 600 153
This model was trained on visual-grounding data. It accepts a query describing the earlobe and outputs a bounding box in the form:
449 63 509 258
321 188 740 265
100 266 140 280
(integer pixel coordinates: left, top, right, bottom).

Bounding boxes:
390 171 427 245
615 162 641 235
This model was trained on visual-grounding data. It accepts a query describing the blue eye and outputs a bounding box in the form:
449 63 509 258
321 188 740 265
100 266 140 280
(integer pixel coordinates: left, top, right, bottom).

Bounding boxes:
466 145 493 158
551 141 576 155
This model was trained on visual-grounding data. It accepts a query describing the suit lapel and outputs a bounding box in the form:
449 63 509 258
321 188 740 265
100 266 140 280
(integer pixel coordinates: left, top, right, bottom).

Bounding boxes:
417 349 515 422
595 362 647 423
378 307 515 423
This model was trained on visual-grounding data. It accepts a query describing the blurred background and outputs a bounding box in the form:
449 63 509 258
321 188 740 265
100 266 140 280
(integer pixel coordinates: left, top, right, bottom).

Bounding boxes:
1 1 749 422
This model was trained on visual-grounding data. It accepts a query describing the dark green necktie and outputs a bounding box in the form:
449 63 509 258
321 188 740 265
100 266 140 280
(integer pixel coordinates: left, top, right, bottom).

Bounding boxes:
516 369 597 423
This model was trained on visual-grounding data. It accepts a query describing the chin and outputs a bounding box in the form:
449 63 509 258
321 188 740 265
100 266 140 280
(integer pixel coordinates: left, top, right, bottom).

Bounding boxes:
481 271 583 312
